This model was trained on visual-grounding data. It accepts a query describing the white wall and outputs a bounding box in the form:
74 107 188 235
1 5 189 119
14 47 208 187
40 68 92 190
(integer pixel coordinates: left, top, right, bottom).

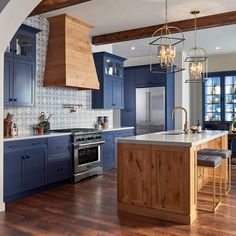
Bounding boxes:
208 53 236 72
0 0 42 212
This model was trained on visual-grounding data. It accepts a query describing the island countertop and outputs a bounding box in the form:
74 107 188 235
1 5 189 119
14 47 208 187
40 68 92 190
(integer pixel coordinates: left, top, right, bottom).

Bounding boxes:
117 130 228 147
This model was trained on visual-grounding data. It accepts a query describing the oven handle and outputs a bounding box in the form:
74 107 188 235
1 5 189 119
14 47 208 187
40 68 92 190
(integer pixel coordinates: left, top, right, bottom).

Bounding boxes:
73 140 106 149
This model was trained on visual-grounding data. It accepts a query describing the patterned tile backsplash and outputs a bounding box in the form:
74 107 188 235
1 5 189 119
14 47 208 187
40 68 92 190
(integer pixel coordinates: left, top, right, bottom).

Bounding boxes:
4 16 113 135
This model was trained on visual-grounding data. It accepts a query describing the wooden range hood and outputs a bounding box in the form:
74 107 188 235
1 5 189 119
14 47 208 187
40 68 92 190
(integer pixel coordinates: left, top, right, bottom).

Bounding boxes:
44 14 99 90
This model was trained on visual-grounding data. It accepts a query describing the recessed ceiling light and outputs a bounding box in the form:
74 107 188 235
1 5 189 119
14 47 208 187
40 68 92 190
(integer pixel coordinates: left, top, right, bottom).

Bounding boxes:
130 46 135 50
216 46 220 50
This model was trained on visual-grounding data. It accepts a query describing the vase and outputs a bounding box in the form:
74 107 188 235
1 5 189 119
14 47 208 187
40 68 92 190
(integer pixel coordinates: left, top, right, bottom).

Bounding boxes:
37 127 44 135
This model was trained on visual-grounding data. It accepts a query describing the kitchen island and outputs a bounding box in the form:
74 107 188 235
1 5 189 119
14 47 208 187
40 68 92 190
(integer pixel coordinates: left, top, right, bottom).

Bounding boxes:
117 130 228 224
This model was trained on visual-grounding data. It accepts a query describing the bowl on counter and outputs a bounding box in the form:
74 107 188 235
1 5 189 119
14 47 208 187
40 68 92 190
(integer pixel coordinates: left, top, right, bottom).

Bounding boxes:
190 126 199 133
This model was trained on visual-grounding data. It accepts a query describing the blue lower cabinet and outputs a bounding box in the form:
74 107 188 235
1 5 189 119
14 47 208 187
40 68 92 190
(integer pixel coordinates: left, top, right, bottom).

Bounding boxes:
4 150 25 197
4 135 72 202
4 142 47 201
102 148 115 170
101 129 134 170
47 155 71 183
25 146 47 190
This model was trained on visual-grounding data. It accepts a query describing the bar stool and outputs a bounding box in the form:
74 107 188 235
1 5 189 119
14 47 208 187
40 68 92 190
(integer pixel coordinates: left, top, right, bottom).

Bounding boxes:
198 149 231 196
197 154 222 212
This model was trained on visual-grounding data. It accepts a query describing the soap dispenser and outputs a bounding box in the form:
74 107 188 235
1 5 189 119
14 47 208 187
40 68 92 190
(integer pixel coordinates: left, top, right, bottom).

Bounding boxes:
197 120 202 133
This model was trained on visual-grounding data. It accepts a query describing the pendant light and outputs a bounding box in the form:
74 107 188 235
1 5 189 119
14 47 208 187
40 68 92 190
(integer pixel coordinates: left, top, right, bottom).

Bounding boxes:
185 11 208 83
149 0 185 74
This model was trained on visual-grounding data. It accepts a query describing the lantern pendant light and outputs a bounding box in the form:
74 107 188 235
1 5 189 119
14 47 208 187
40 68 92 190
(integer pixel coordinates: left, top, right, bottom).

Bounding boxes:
185 11 208 83
149 0 185 74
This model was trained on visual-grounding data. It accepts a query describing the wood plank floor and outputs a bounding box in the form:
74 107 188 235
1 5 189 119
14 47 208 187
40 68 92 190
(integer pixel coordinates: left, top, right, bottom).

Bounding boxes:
1 167 236 236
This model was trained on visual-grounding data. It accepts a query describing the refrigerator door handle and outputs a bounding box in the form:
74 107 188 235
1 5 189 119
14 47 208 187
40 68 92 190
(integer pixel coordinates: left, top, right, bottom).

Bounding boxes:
149 92 151 122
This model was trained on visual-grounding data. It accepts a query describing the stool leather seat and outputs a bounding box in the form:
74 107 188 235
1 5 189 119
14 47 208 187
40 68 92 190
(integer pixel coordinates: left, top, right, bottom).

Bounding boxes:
197 155 222 167
198 149 231 159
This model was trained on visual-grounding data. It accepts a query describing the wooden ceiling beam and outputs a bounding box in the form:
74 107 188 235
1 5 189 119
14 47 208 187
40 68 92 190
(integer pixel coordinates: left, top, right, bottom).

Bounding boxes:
92 11 236 45
30 0 91 16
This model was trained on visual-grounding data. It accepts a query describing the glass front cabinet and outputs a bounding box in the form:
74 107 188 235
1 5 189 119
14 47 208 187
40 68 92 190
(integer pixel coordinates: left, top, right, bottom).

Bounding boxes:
203 71 236 127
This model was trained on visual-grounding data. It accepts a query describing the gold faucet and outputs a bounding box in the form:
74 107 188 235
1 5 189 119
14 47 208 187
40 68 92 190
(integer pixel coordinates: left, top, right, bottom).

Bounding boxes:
172 106 189 134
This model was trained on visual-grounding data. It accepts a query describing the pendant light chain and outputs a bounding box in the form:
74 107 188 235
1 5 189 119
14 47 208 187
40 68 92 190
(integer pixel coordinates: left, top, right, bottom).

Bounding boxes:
194 11 197 49
165 0 168 25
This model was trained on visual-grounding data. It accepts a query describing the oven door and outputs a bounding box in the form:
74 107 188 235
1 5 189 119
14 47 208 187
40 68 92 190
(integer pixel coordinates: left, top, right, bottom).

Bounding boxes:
73 141 105 173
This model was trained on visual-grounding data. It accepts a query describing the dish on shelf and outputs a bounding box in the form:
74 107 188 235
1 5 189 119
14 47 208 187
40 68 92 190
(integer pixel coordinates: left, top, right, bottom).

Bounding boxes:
226 108 233 112
208 97 220 104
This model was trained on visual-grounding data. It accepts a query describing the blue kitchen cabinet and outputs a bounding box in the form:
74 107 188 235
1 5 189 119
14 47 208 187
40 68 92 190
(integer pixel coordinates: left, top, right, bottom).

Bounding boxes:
25 146 47 190
4 24 40 107
4 56 13 106
4 150 25 197
101 129 134 170
202 71 236 129
4 139 47 201
121 69 136 129
112 79 124 108
121 65 174 132
135 65 165 87
92 52 126 109
47 135 72 183
4 135 72 202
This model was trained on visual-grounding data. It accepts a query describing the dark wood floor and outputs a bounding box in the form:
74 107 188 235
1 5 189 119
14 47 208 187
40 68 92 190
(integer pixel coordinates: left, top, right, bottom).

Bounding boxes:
1 167 236 236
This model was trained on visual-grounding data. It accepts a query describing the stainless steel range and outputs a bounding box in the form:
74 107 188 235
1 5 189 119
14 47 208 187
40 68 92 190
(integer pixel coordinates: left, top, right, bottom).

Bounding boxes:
52 128 105 183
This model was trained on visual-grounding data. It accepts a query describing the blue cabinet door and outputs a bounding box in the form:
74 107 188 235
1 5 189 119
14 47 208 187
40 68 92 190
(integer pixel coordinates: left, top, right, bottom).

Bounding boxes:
4 56 13 106
104 78 113 109
135 68 148 86
121 69 136 128
4 150 25 197
13 59 34 106
112 79 123 108
25 146 47 190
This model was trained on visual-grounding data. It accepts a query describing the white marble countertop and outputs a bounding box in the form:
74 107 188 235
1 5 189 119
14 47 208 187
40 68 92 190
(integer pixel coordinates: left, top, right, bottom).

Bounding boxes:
4 132 71 142
102 127 134 132
4 127 134 142
117 130 228 147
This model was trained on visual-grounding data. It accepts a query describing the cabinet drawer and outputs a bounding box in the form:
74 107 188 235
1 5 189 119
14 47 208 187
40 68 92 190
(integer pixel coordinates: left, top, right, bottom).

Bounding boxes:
4 138 46 152
48 136 70 157
47 155 71 183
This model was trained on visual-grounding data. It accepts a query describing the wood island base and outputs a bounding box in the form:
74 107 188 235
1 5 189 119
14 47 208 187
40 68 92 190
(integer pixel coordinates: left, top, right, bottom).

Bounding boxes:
117 133 228 224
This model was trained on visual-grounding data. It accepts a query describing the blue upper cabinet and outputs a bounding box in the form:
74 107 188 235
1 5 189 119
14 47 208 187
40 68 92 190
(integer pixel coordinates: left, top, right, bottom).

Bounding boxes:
92 52 126 109
4 24 40 107
135 65 166 87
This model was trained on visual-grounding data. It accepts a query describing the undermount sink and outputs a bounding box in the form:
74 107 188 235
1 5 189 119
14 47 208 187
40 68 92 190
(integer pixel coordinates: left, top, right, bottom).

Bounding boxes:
161 132 184 135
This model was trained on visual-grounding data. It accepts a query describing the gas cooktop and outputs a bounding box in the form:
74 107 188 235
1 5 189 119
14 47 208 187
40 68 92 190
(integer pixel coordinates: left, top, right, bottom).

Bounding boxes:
51 128 97 133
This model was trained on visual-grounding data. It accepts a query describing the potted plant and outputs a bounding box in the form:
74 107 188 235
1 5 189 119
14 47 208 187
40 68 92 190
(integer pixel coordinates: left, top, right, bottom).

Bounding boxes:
37 122 45 135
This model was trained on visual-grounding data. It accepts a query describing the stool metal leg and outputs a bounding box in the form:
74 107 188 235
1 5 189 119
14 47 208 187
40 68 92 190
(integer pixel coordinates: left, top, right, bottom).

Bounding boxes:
197 164 222 213
213 167 215 212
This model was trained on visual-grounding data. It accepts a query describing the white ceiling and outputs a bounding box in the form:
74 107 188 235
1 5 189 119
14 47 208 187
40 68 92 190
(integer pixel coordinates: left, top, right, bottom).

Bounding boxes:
113 24 236 57
42 0 236 36
41 0 236 57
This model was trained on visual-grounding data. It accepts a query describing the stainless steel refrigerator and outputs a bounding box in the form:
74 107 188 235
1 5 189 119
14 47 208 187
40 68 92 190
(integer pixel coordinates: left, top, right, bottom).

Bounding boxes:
136 87 165 135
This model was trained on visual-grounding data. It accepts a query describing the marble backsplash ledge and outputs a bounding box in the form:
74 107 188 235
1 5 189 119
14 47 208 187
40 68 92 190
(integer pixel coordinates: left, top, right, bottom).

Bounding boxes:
4 15 113 136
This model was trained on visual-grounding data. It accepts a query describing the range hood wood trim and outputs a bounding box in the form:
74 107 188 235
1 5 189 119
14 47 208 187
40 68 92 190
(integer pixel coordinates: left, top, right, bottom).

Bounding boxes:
44 14 99 90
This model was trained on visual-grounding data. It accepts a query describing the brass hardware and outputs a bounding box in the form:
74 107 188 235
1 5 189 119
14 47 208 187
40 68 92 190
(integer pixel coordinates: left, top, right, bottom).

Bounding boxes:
172 106 188 134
